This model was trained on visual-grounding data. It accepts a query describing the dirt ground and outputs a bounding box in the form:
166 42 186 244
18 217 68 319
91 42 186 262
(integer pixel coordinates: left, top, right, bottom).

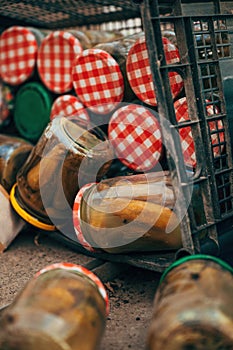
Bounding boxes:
0 227 161 350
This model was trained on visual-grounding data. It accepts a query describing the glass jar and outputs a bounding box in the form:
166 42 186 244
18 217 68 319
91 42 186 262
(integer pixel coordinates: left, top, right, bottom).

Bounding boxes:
73 171 182 254
84 29 123 46
126 35 184 106
0 134 33 192
146 254 233 350
72 48 125 115
72 33 143 116
10 116 113 232
0 262 108 350
0 80 15 129
108 104 163 172
94 32 144 103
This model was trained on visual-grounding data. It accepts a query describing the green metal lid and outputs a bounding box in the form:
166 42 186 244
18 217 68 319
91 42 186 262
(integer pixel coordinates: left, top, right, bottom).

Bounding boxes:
160 254 233 284
14 82 53 142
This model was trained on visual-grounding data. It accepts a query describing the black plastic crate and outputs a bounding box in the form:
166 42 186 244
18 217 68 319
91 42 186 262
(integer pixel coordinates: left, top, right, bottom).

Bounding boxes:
0 0 141 30
138 0 233 261
51 0 233 271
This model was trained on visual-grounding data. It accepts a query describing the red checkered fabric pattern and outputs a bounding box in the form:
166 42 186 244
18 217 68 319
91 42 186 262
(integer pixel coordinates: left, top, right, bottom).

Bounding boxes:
37 31 83 94
108 104 163 171
174 97 225 168
73 182 98 253
126 36 184 106
0 26 38 85
72 48 124 114
50 94 90 127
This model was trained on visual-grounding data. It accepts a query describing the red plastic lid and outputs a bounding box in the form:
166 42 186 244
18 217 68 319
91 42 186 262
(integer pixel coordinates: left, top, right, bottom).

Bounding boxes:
50 94 90 126
37 31 83 94
108 104 163 171
35 262 109 315
73 182 99 253
174 97 224 168
72 48 124 114
126 36 184 106
0 26 38 85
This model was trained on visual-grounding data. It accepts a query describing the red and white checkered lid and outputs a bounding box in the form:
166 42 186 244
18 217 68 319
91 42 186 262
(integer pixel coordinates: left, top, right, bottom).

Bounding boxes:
126 36 184 106
174 97 225 168
37 31 83 94
72 48 124 114
73 182 100 253
108 104 163 171
50 94 90 126
35 262 109 315
0 26 38 85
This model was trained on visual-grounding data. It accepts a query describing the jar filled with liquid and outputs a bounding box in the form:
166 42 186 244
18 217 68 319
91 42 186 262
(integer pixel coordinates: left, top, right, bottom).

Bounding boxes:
0 262 108 350
73 171 182 254
10 116 113 232
146 254 233 350
0 134 32 192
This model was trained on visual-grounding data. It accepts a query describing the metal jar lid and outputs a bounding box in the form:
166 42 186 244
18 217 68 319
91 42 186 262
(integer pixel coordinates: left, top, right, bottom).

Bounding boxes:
108 104 163 171
160 254 233 284
0 26 38 85
126 35 184 106
10 183 56 231
37 30 83 94
73 182 99 253
35 262 109 315
174 97 224 168
14 81 53 142
50 94 90 127
72 48 124 114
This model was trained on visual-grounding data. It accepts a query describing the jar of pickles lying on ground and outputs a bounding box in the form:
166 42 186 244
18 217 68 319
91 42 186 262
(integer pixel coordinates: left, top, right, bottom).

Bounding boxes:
0 134 33 192
73 171 184 254
0 262 108 350
146 254 233 350
10 116 113 233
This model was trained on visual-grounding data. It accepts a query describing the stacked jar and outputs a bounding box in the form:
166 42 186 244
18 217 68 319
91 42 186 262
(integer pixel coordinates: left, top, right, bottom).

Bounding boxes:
0 26 54 142
0 78 14 129
0 134 33 192
126 34 184 107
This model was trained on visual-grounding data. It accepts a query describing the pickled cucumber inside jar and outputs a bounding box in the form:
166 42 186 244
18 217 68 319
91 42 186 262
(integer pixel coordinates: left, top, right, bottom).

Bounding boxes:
73 171 183 254
11 117 113 231
0 263 108 350
146 255 233 350
0 134 33 192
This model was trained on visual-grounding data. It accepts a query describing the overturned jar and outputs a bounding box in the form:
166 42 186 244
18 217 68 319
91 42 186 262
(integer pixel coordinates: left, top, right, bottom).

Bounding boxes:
73 171 182 254
0 134 32 192
10 116 113 232
146 254 233 350
0 262 108 350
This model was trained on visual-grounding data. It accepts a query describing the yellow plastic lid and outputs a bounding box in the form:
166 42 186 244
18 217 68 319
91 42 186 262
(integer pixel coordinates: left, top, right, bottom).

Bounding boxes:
10 183 56 231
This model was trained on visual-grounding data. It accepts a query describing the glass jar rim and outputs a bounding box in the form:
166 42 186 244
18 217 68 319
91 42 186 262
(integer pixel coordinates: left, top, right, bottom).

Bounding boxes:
160 254 233 284
58 117 109 155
